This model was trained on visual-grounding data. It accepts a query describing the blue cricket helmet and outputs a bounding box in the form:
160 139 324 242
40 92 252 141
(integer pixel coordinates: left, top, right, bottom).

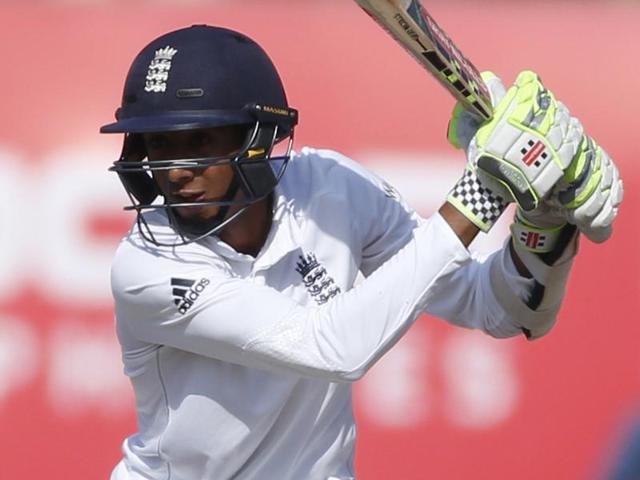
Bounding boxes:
101 24 294 135
101 25 298 246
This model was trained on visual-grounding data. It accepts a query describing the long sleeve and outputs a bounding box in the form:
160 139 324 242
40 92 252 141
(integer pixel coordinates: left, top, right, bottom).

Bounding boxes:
112 214 469 383
333 149 576 341
425 236 577 339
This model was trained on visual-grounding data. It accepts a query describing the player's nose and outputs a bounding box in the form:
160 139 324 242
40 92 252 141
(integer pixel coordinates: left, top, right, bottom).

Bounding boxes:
167 165 196 185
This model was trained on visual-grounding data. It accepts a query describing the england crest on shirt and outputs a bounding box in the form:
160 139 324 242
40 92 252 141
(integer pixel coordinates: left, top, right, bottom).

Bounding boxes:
295 252 341 305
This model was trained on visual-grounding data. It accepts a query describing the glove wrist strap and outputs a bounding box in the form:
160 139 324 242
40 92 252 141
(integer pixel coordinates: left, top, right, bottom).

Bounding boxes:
510 210 567 253
447 167 508 232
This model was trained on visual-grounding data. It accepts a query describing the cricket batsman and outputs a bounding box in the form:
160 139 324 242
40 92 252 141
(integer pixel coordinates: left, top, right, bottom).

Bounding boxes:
101 25 623 480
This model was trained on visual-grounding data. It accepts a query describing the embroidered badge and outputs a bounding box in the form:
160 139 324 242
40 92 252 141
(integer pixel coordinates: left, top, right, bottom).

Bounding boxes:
145 46 178 93
295 252 341 305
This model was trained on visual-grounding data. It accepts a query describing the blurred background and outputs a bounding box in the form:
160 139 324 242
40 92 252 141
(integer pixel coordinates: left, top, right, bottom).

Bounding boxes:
1 1 638 479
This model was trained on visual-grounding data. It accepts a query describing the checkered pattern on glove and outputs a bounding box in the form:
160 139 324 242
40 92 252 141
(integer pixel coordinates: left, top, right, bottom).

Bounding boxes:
447 167 508 232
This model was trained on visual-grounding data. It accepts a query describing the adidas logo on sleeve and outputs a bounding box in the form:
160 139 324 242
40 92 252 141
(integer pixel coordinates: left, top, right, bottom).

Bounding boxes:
171 277 210 314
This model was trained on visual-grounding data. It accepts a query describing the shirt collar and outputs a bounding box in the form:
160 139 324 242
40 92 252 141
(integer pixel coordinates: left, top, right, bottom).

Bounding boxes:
202 183 302 271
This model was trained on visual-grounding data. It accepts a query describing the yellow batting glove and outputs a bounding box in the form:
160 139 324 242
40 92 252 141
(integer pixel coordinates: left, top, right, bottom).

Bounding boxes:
471 70 584 212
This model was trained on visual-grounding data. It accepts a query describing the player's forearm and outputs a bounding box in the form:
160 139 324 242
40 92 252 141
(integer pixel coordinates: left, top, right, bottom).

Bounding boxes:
439 201 533 279
438 201 480 248
433 201 574 340
488 237 577 340
508 240 533 278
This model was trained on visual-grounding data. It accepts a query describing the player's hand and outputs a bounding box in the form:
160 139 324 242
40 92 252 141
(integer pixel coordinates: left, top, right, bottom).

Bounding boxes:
472 71 584 211
511 137 623 253
447 70 585 233
548 138 623 243
508 138 621 252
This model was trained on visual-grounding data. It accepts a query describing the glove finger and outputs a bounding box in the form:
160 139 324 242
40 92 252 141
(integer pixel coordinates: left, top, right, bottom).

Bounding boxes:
556 117 584 170
588 177 623 230
600 155 614 189
546 102 570 150
511 71 557 135
580 198 617 243
572 168 621 227
582 224 613 244
590 202 618 230
448 102 480 150
602 164 621 203
569 188 607 224
448 71 505 150
612 178 624 206
481 71 507 107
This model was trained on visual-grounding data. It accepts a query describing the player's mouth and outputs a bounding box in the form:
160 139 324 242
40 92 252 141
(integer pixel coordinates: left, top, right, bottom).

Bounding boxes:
173 191 208 203
170 190 224 220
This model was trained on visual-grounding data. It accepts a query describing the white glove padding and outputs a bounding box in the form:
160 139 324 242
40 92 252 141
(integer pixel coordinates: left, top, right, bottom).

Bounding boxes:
510 138 622 251
468 71 584 212
549 138 623 243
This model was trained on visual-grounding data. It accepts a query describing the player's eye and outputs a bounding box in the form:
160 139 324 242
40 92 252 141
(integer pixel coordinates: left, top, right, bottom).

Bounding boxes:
146 135 169 151
189 132 212 149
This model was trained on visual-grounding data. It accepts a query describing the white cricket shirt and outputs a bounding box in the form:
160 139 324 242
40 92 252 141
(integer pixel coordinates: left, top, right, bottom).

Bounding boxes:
110 148 572 480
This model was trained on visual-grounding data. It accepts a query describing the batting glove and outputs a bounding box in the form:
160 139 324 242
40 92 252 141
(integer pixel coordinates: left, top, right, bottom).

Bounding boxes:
548 137 623 243
447 70 584 233
512 138 623 252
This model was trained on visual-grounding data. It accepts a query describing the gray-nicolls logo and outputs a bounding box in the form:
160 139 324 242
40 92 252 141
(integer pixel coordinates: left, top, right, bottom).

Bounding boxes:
171 277 210 314
295 252 341 305
145 46 178 93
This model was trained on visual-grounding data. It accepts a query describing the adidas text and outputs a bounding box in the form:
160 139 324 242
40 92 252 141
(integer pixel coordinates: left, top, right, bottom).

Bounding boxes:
172 278 210 314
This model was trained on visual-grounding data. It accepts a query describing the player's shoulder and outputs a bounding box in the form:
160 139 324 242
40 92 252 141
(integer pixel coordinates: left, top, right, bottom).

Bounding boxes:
291 147 371 177
285 146 384 198
110 213 230 298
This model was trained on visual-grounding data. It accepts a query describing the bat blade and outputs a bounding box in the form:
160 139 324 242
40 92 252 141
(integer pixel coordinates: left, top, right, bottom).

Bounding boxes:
355 0 493 121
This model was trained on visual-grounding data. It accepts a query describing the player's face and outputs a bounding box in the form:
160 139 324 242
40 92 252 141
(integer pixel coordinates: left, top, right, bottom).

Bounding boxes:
144 127 246 222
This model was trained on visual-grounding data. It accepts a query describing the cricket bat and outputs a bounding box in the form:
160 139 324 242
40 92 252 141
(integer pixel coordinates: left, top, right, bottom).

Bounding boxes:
354 0 493 121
